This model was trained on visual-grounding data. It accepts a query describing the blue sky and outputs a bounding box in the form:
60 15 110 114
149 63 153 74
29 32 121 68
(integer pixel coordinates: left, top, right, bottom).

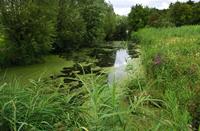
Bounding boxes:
106 0 200 16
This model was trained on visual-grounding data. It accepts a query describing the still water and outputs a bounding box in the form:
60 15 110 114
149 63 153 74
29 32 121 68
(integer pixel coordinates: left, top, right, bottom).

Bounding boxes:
108 49 131 84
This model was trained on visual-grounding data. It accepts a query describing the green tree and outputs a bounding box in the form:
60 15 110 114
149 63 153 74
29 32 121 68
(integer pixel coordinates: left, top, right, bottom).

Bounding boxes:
169 2 193 26
192 2 200 24
80 1 106 45
187 0 195 6
54 0 86 52
103 3 116 41
54 0 113 51
113 16 128 40
0 0 58 65
128 5 150 31
147 9 161 27
147 9 174 28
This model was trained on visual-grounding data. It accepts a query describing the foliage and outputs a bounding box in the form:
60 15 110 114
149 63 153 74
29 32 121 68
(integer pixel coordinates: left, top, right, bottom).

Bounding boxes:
103 3 117 41
128 1 200 31
54 0 86 52
0 0 117 65
54 0 117 52
147 9 174 28
133 25 200 130
112 16 129 41
0 29 6 68
0 79 88 131
169 2 193 26
80 1 106 45
0 71 162 131
192 2 200 24
0 0 58 65
128 5 150 31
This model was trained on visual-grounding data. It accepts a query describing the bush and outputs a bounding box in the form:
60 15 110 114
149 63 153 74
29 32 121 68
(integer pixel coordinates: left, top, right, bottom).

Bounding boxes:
0 0 57 65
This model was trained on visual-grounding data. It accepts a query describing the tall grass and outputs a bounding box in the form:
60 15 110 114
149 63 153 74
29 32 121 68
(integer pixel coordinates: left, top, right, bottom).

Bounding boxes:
132 25 200 130
0 78 88 131
0 71 162 130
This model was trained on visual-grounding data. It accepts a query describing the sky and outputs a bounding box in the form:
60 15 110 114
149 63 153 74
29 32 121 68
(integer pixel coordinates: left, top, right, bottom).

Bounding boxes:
105 0 200 16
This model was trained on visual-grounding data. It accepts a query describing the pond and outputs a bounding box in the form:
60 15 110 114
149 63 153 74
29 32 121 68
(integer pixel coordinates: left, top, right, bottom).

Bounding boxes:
0 41 139 87
52 41 139 89
108 49 131 84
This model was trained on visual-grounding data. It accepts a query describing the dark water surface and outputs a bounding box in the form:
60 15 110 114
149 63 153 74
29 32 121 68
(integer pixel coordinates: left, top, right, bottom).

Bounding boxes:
54 41 139 89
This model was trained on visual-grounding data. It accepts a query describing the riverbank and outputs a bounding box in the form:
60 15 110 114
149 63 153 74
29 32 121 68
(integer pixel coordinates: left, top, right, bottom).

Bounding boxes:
0 41 141 131
133 25 200 130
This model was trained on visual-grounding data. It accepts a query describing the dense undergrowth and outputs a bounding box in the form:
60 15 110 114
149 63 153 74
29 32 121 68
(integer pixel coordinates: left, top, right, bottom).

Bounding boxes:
133 25 200 130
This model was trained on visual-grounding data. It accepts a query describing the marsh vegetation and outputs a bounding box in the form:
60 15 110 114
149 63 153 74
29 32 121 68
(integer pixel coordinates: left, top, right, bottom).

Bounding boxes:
1 0 200 130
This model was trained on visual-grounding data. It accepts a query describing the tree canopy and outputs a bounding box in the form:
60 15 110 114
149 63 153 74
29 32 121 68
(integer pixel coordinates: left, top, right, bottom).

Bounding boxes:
127 0 200 31
0 0 117 66
0 0 58 65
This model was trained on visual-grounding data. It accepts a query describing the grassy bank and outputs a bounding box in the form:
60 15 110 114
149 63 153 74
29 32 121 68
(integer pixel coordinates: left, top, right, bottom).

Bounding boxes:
133 25 200 130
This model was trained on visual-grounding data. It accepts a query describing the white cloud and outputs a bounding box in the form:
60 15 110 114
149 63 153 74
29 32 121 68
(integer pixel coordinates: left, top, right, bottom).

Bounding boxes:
114 7 131 16
106 0 200 16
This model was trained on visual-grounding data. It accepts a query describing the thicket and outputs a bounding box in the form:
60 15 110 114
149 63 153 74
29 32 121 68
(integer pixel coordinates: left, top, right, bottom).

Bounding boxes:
54 0 117 52
0 0 58 65
0 0 117 66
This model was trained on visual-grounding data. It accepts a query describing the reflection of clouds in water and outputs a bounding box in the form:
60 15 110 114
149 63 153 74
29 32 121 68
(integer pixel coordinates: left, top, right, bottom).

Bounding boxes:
114 49 130 67
108 49 130 84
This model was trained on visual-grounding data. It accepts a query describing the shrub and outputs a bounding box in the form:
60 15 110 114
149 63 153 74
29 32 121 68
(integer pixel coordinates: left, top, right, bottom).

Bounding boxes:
0 0 57 65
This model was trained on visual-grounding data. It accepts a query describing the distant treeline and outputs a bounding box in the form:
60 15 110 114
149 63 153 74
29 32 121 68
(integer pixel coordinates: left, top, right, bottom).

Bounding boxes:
128 0 200 32
0 0 117 66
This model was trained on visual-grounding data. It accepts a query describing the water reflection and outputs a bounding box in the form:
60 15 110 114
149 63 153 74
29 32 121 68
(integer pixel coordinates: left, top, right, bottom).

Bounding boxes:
108 49 131 84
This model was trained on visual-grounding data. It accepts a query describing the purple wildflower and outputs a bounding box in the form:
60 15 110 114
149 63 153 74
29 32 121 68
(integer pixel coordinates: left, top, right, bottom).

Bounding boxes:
153 54 162 65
